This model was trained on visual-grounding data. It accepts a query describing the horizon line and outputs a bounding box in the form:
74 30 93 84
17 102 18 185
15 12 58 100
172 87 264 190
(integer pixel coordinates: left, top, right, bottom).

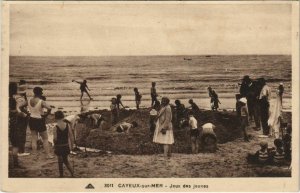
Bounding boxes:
9 54 291 57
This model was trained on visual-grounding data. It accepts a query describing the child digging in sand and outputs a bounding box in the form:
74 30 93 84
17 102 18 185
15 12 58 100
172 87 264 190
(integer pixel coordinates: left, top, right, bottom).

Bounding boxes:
116 121 138 134
200 123 217 152
72 79 92 100
188 113 199 154
53 111 74 177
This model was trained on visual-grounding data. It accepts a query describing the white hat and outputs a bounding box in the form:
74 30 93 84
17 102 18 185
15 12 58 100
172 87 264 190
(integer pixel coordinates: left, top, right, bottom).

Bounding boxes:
239 97 247 104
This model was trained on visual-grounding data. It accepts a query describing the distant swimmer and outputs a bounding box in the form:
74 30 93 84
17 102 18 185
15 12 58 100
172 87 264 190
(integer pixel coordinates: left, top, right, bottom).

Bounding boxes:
72 79 92 100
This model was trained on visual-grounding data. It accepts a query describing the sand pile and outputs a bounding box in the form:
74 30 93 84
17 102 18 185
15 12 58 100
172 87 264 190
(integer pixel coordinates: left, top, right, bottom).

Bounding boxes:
75 108 243 155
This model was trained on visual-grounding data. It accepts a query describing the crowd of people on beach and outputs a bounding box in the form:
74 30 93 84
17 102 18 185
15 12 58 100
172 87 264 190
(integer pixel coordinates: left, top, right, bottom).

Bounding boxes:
236 76 291 166
8 76 291 177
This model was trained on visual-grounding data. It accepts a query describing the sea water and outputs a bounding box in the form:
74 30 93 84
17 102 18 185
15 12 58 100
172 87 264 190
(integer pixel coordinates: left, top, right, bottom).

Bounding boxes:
9 55 291 113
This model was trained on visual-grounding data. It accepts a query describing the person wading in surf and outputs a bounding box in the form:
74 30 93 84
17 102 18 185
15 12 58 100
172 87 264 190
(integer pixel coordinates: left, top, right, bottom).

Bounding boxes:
72 79 92 100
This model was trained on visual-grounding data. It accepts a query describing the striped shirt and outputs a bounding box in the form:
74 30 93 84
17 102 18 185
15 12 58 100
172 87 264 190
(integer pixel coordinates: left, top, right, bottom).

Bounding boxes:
258 150 269 163
273 150 285 164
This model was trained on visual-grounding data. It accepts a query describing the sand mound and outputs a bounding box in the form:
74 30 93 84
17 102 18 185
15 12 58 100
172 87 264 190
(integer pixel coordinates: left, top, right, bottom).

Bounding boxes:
76 108 243 155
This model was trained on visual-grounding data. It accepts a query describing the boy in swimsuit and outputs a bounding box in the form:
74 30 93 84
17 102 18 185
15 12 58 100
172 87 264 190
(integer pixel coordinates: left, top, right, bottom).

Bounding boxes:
72 79 92 100
53 111 75 177
134 88 142 109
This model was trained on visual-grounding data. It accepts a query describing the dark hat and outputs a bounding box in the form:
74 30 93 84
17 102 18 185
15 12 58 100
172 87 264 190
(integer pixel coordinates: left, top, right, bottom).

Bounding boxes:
55 111 65 120
242 75 250 81
19 80 26 85
33 87 43 95
274 139 283 147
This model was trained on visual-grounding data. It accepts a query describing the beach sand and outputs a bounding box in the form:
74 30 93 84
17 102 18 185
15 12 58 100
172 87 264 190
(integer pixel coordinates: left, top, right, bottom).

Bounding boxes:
9 109 291 178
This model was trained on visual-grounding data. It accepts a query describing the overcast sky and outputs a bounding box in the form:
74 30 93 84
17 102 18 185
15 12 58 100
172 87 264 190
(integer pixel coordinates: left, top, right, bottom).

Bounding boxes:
10 3 292 56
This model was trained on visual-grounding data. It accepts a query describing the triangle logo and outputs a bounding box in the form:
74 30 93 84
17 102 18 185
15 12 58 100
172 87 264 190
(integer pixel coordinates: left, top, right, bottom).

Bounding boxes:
85 183 95 189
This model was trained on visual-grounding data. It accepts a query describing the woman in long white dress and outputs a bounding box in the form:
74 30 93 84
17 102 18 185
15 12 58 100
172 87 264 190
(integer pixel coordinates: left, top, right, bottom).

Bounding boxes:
153 97 174 157
268 83 284 138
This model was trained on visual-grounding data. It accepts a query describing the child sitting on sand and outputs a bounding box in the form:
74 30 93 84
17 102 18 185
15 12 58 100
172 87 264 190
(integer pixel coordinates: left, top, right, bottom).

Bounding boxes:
188 114 199 154
270 139 286 166
116 121 138 134
283 124 291 161
247 141 271 165
72 79 92 100
53 111 74 177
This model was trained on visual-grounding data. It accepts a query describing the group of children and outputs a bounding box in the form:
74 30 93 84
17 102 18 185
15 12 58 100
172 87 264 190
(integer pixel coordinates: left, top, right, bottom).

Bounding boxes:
247 125 291 166
9 78 292 178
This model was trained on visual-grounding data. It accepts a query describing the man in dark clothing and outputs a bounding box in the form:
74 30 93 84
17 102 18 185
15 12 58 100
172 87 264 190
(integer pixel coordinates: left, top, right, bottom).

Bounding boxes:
175 100 186 129
240 75 251 98
248 79 263 130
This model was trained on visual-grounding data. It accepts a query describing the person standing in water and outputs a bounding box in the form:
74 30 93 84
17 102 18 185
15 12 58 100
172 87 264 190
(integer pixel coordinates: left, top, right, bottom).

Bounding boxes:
151 82 158 107
110 97 119 125
72 79 92 100
207 87 221 111
134 88 142 109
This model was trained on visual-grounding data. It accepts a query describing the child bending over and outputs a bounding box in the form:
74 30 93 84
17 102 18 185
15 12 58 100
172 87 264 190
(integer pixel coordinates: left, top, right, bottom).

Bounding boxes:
116 121 138 134
188 114 199 154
